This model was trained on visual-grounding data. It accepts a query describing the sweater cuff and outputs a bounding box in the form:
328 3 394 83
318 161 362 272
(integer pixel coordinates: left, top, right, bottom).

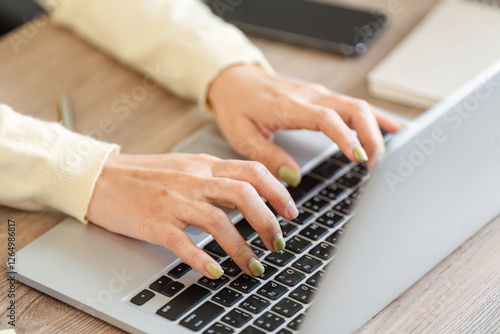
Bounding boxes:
35 132 120 223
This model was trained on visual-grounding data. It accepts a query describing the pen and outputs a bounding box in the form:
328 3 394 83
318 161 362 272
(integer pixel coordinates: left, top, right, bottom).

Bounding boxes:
56 95 75 131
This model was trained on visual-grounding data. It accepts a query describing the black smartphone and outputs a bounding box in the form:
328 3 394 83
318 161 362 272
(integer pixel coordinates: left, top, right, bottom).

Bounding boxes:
206 0 387 57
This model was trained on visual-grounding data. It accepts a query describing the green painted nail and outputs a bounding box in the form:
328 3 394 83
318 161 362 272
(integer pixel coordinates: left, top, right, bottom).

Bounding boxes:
206 263 224 279
249 258 265 277
273 235 286 252
353 146 368 162
279 166 301 188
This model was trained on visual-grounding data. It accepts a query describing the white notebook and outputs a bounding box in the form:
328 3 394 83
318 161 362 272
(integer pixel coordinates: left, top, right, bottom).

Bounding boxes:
368 0 500 108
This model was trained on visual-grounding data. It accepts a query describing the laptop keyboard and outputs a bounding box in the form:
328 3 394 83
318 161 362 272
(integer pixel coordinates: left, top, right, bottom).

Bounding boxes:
128 132 392 333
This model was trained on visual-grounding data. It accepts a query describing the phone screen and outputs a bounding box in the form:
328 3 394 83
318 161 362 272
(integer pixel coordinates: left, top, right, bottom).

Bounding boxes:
206 0 387 56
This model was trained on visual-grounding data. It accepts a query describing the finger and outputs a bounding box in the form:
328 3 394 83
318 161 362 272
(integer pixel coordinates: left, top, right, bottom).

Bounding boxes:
184 200 266 277
372 107 402 133
212 159 298 220
204 178 285 253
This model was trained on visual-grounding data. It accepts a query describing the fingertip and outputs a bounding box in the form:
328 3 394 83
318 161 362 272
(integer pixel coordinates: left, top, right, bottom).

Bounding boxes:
205 262 224 279
278 166 301 187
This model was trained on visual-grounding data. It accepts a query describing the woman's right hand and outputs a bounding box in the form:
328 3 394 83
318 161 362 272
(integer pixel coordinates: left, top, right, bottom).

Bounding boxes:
86 152 297 279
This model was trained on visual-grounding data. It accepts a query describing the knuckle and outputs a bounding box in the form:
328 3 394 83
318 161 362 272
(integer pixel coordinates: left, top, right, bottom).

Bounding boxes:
206 208 228 229
310 83 329 93
261 212 279 234
232 181 257 202
245 161 269 180
232 240 251 260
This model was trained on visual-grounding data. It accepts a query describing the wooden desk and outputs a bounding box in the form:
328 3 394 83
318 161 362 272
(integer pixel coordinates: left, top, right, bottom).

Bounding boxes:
1 0 499 332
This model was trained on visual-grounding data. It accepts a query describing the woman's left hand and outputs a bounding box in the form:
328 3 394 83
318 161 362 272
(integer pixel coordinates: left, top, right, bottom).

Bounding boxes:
208 65 401 187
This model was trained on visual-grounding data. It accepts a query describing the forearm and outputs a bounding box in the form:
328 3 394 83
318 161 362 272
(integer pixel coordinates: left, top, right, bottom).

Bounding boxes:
37 0 274 111
0 104 119 222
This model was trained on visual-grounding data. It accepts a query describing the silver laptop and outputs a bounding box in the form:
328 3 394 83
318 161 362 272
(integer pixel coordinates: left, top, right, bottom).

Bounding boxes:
15 61 500 334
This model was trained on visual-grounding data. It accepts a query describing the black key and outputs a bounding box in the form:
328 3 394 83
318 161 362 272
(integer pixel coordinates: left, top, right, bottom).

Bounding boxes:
289 284 316 304
286 236 312 254
156 284 211 321
326 229 344 245
275 268 306 287
306 271 326 289
230 274 261 293
240 295 270 314
351 162 368 176
221 308 252 328
241 326 265 334
168 263 191 279
316 210 345 229
206 252 221 263
254 312 285 331
277 329 293 334
271 298 303 318
220 258 242 277
291 209 314 225
149 275 173 292
331 151 351 165
319 184 346 201
279 220 298 237
198 275 229 290
287 174 322 202
257 281 288 301
302 196 329 213
235 219 257 240
251 246 265 258
130 289 154 306
258 263 279 280
204 239 228 257
349 186 365 200
309 242 336 261
180 301 225 331
292 255 322 274
311 160 343 179
287 313 305 331
203 322 234 334
299 223 328 241
265 250 296 266
251 236 266 249
335 172 361 189
333 198 357 215
160 281 185 297
212 288 243 307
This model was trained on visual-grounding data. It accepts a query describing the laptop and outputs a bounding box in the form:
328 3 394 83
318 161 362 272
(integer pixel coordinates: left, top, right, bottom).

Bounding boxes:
15 61 500 334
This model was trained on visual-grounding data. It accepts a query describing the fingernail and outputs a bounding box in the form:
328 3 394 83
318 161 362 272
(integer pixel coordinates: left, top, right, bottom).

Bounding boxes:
206 263 224 279
353 145 368 162
279 166 301 188
273 234 286 252
249 258 265 277
286 200 298 219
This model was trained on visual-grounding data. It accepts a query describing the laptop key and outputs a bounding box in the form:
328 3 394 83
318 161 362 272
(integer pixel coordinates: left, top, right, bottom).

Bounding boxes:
258 263 279 280
326 229 344 245
302 196 329 213
130 289 155 306
206 252 221 263
333 198 356 215
235 219 257 240
240 295 270 314
275 268 306 287
180 301 225 331
230 274 261 293
319 184 346 201
160 281 185 297
168 263 191 279
311 160 344 179
241 326 265 334
156 284 211 321
287 313 305 331
316 211 345 229
220 258 242 277
350 186 365 200
251 246 265 258
287 174 322 202
335 172 361 189
204 239 228 257
292 255 322 274
149 275 173 292
198 275 229 290
221 308 252 328
212 288 243 307
254 311 286 331
257 281 288 301
277 329 293 334
351 162 368 176
272 298 303 318
299 223 328 241
286 236 312 254
306 271 326 289
291 209 314 225
309 242 336 261
251 236 266 249
279 220 299 237
331 151 351 165
265 250 296 267
203 322 234 334
289 284 316 304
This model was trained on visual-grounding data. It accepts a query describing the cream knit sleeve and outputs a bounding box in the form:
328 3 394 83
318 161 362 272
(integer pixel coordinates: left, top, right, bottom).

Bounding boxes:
0 105 119 222
37 0 274 112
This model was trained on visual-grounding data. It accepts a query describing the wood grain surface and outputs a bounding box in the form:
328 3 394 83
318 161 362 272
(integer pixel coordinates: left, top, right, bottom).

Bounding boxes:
1 0 499 333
